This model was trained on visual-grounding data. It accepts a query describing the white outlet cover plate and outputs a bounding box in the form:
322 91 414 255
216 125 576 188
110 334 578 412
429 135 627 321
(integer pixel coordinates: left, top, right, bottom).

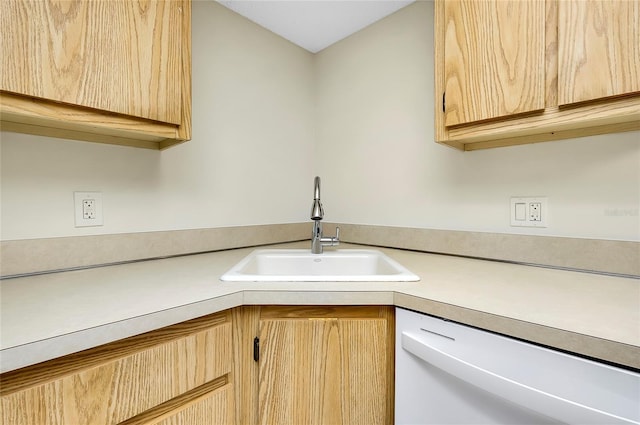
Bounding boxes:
510 197 548 228
74 192 103 227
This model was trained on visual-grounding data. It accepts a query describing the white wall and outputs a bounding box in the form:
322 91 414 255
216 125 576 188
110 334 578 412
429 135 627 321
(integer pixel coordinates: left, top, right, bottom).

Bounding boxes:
0 1 315 240
1 1 638 243
315 1 640 241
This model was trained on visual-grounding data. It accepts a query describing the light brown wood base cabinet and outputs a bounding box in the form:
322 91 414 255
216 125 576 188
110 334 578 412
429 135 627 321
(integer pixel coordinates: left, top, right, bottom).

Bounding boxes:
1 305 394 425
233 306 395 425
0 311 234 425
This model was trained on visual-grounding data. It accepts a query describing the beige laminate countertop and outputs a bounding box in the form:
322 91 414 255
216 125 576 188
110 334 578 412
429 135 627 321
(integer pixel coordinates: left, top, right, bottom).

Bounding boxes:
1 242 638 373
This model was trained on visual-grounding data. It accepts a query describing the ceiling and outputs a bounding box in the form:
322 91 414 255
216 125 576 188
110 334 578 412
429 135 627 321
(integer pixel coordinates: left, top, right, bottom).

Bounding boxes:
216 0 416 53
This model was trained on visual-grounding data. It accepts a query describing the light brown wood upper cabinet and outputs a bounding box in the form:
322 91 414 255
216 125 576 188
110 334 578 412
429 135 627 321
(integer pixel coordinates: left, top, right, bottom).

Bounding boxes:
442 0 546 126
435 0 640 151
557 0 640 106
0 0 192 149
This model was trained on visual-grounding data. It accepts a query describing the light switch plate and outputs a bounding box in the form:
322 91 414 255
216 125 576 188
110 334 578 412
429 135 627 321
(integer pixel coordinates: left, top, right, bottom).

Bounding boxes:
74 192 103 227
510 197 548 228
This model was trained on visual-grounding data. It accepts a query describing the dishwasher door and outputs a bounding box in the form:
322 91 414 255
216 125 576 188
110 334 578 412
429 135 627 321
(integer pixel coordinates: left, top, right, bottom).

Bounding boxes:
395 307 640 425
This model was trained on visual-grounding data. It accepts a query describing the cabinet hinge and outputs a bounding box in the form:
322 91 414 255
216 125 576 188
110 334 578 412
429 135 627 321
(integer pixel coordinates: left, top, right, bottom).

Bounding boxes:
253 337 260 362
442 92 446 112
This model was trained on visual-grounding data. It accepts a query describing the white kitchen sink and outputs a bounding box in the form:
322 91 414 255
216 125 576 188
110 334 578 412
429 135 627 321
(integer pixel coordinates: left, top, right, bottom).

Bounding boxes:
220 249 420 282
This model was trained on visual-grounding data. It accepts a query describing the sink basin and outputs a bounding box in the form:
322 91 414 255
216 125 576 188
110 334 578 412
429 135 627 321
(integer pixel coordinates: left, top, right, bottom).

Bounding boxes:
220 249 420 282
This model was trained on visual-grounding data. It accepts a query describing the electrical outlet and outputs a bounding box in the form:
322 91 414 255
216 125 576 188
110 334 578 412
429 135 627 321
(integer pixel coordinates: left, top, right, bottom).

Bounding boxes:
510 197 547 228
529 202 542 221
74 192 103 227
83 199 97 219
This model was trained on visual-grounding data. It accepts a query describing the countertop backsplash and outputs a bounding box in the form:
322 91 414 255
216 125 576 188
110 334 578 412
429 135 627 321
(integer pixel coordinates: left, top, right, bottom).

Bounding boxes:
1 223 638 278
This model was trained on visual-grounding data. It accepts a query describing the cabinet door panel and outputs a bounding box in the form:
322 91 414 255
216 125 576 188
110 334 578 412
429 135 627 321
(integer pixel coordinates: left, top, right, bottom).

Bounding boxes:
258 318 388 425
0 0 182 124
558 0 640 105
443 0 545 126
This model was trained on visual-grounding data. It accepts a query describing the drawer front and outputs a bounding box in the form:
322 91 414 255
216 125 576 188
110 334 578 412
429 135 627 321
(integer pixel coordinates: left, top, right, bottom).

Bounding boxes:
1 319 231 425
150 384 235 425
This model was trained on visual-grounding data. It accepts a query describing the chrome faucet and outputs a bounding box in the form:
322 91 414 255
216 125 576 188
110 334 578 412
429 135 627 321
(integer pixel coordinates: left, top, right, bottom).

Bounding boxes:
310 176 339 254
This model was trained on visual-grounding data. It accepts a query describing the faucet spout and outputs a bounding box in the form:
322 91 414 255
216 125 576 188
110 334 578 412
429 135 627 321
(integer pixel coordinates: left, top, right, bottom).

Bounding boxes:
310 176 323 220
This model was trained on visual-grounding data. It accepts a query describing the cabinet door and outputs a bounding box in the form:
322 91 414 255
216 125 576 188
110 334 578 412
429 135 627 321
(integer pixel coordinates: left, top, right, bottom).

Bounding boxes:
558 0 640 105
258 306 394 425
0 0 183 124
442 0 546 126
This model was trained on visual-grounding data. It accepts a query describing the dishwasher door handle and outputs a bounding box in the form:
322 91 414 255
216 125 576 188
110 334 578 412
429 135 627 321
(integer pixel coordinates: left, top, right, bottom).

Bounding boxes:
401 332 638 425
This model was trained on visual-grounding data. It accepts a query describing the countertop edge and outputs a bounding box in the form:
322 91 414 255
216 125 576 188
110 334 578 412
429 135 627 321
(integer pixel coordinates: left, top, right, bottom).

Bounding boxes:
393 293 640 369
2 288 638 373
0 292 243 374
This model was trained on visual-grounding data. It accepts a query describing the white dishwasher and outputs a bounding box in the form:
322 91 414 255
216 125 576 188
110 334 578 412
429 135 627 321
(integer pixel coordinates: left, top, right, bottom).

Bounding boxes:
395 307 640 425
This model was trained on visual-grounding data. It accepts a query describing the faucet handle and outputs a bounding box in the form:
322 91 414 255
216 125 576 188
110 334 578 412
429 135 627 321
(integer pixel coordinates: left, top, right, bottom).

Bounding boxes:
329 226 340 247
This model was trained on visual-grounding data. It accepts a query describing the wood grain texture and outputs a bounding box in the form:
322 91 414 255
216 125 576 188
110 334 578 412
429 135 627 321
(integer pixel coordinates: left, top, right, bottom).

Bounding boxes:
0 0 191 149
0 91 186 149
0 0 182 124
381 306 395 422
443 0 546 126
0 92 178 140
434 0 448 143
446 95 640 144
119 377 233 425
434 0 640 151
463 115 640 150
173 0 192 143
437 93 640 150
1 311 232 425
260 305 384 319
232 306 261 425
558 0 640 105
258 306 394 425
545 0 559 107
0 120 165 150
151 384 235 425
